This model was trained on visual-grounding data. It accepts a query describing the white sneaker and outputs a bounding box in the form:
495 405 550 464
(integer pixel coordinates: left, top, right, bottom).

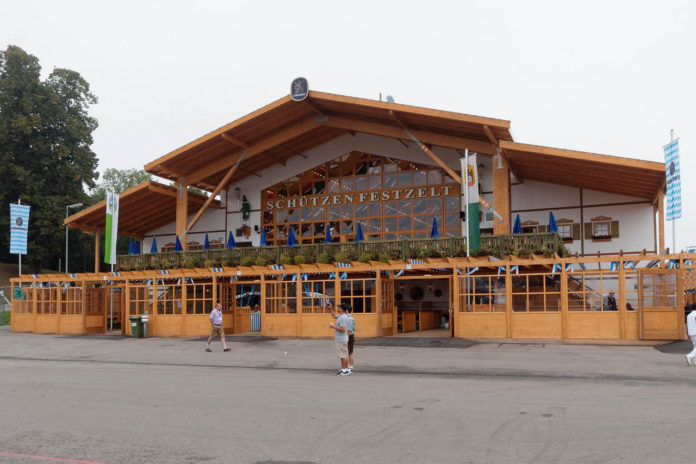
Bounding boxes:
687 355 695 366
340 370 351 376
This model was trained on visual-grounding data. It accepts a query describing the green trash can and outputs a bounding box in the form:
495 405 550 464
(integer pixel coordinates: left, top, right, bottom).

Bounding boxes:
129 316 143 338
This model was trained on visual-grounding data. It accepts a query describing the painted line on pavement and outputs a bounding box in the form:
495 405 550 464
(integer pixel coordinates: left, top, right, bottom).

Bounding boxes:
0 452 109 464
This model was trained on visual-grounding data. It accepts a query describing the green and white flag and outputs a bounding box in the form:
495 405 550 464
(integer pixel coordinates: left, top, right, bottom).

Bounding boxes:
460 153 481 251
104 191 119 264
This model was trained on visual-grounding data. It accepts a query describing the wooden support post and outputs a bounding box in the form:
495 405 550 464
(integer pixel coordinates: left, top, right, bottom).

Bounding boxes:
32 284 38 333
453 272 460 338
561 261 568 339
94 232 100 273
505 264 512 338
56 279 62 334
260 273 266 337
376 271 382 336
493 150 511 235
82 279 87 335
296 273 302 337
657 189 665 253
176 181 189 250
618 259 626 339
180 278 187 335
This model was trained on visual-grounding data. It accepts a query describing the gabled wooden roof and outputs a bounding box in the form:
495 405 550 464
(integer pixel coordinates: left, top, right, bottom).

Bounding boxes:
64 181 219 238
500 141 665 200
144 91 513 190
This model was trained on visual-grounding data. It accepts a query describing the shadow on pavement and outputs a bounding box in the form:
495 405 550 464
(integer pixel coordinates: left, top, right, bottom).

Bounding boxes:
357 337 478 349
654 340 692 354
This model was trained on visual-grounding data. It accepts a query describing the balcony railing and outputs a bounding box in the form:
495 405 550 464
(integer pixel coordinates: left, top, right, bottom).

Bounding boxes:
117 233 565 271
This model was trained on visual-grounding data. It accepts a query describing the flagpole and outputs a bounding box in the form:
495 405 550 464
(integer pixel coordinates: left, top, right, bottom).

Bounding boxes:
110 263 114 332
18 199 21 276
670 129 676 253
464 149 470 258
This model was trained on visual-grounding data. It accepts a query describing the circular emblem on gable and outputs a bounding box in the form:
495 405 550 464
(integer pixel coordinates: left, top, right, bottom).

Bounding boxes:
669 161 675 176
290 77 309 101
15 217 23 227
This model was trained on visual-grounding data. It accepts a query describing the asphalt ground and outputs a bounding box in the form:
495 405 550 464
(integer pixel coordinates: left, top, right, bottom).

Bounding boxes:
1 326 696 464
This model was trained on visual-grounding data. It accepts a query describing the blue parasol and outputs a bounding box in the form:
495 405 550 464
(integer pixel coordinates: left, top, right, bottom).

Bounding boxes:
548 211 559 234
203 233 210 250
430 217 439 238
324 224 332 243
150 237 158 254
175 235 183 252
287 227 297 247
226 231 236 249
260 228 268 246
355 222 365 242
512 214 522 234
133 240 140 255
128 238 134 255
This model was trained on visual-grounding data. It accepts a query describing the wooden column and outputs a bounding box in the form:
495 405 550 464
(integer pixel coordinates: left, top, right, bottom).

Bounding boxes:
295 273 302 337
56 279 62 334
618 259 626 339
505 264 512 338
94 233 101 273
493 154 511 235
81 279 87 335
376 271 382 337
657 190 665 252
260 274 266 337
560 261 568 339
176 181 189 250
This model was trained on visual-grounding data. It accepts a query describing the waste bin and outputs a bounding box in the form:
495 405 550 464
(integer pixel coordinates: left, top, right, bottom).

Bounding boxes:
141 313 149 337
129 316 143 338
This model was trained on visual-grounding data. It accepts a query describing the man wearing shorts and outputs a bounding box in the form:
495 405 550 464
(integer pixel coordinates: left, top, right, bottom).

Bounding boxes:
206 303 231 352
329 303 350 375
345 304 356 373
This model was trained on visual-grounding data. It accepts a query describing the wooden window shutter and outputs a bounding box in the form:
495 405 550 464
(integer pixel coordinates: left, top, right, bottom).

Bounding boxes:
611 220 620 238
572 223 581 240
584 223 592 239
539 225 548 233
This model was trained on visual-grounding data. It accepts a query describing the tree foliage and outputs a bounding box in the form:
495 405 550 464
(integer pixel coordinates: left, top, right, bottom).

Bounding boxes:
90 168 151 204
0 45 99 272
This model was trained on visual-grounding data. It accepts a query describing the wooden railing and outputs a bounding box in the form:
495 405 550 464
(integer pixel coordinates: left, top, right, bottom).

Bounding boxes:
117 233 563 271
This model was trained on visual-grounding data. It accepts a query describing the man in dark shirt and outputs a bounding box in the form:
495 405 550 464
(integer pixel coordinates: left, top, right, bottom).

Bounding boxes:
607 291 618 311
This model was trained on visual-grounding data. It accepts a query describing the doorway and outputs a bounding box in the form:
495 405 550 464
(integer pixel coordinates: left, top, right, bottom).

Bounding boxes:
393 277 452 337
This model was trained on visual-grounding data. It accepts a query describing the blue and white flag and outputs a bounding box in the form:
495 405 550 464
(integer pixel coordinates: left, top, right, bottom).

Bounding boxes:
664 139 682 220
10 203 30 255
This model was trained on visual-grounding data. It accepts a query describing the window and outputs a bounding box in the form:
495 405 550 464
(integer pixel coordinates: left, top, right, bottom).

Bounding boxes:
301 280 336 313
340 278 376 313
61 287 82 315
587 216 619 241
265 279 297 314
129 284 151 315
511 274 561 312
521 220 539 234
458 275 506 312
157 281 183 315
593 222 610 238
556 218 577 242
185 282 212 315
567 272 619 311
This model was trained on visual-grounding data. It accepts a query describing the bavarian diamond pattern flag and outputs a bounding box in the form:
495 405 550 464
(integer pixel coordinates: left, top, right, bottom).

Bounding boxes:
664 139 682 221
10 203 30 255
104 191 120 264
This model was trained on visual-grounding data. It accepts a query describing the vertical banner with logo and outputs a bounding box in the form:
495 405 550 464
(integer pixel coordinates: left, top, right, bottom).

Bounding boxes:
663 139 681 221
10 203 30 255
460 153 480 251
104 192 119 265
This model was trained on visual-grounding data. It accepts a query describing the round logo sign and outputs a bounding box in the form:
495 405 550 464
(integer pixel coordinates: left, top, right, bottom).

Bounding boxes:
290 77 309 101
669 161 675 176
15 217 23 227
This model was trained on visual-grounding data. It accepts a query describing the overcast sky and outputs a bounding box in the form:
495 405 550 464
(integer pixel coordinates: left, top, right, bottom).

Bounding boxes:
3 0 695 250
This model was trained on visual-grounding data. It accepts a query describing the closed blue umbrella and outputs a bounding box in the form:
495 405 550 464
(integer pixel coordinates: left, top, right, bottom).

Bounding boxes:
259 228 268 246
175 235 183 252
548 211 559 234
150 237 158 254
512 214 522 234
226 231 236 249
133 240 140 255
128 238 134 255
430 218 439 238
355 222 365 242
324 224 332 243
203 233 210 250
287 227 297 247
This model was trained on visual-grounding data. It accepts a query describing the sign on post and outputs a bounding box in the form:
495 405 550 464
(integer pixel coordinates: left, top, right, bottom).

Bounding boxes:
290 77 309 101
10 203 30 255
664 139 681 221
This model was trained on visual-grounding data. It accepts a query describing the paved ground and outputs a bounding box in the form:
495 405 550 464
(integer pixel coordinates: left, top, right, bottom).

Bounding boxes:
1 326 696 464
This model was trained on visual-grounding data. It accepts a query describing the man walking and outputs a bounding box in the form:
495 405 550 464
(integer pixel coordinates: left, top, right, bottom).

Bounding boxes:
329 303 350 375
345 304 356 372
206 303 231 352
686 309 696 365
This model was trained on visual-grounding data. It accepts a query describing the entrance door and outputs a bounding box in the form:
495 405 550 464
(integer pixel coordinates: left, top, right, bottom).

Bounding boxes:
639 269 682 340
380 278 394 336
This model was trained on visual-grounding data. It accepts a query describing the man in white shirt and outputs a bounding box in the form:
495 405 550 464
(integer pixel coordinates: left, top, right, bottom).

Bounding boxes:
329 303 350 376
686 310 696 365
206 303 231 352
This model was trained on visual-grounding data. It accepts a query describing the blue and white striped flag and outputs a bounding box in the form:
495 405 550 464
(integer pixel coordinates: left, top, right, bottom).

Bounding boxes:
664 139 682 220
10 203 30 255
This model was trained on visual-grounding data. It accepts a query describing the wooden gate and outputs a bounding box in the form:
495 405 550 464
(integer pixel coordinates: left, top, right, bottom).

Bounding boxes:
639 269 683 340
380 278 394 336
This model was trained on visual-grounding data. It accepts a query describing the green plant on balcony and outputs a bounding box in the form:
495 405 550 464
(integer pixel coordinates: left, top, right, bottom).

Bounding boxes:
359 251 378 263
513 247 532 259
254 256 267 266
240 256 254 267
334 251 356 263
204 258 221 268
183 257 200 269
223 254 240 267
293 255 307 265
280 255 294 266
317 252 333 264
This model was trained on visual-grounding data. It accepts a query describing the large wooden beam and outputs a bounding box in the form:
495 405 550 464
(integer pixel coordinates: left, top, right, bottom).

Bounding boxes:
185 116 322 185
658 189 665 253
94 232 100 273
323 115 497 156
184 151 248 236
176 181 188 250
484 124 523 183
493 149 511 235
390 111 463 184
221 133 249 148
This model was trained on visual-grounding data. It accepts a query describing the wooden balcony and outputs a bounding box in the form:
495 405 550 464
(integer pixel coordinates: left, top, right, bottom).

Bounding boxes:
116 233 565 271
